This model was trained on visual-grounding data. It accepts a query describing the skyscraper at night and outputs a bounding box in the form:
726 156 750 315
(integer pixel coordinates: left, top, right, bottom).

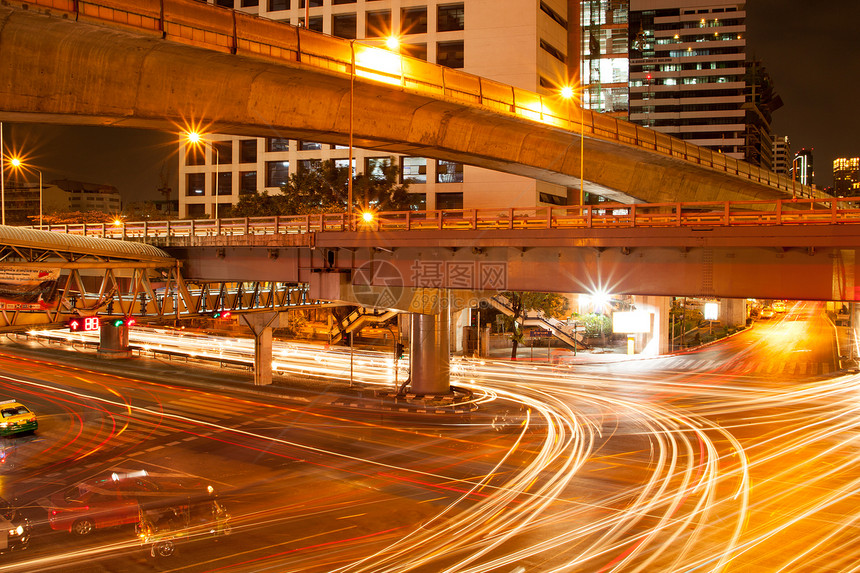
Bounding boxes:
833 157 860 196
772 135 791 177
792 148 814 187
578 1 778 170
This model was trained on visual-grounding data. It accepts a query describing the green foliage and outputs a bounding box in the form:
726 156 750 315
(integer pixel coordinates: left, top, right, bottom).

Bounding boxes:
231 190 288 218
580 313 612 337
500 291 570 358
231 160 414 217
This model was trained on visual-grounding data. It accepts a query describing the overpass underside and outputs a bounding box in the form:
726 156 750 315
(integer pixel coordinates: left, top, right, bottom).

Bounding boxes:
0 2 817 204
166 224 860 308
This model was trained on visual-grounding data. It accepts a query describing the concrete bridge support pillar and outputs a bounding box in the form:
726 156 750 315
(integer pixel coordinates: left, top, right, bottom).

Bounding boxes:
409 310 451 395
720 298 747 328
98 321 131 359
636 296 671 356
241 312 283 386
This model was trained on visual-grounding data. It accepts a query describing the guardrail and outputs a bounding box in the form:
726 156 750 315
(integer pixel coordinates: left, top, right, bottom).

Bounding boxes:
13 0 816 199
34 197 860 239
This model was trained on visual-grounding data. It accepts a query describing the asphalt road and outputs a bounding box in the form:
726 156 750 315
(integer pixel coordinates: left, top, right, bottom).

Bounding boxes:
0 300 855 571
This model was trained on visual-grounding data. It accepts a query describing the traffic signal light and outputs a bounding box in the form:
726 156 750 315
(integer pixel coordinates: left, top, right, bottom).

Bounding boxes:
395 342 404 359
68 316 100 332
212 310 232 319
111 317 136 328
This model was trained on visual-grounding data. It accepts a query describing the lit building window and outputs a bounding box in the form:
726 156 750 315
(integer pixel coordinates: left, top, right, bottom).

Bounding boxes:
436 160 463 183
401 157 427 183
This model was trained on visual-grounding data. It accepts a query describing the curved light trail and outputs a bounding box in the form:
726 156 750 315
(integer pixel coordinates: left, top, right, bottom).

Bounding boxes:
15 304 860 572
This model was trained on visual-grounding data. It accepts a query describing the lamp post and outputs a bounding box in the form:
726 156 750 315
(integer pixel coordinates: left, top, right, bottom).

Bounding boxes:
561 84 586 208
186 132 219 220
347 35 400 230
0 121 5 225
349 38 355 230
8 157 42 227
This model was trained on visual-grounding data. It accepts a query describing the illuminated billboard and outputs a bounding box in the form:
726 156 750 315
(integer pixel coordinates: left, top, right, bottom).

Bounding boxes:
612 311 652 334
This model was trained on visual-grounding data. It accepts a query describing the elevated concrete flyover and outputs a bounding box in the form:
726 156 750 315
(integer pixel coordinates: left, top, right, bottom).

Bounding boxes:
0 0 821 204
53 198 860 307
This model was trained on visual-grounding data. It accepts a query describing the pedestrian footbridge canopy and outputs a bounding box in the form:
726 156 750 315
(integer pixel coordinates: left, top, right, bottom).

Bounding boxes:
0 226 174 263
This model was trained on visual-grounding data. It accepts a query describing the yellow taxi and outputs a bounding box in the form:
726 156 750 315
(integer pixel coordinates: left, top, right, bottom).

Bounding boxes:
0 400 37 437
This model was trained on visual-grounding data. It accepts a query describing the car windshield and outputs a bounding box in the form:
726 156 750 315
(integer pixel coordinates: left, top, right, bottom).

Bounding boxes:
1 406 29 418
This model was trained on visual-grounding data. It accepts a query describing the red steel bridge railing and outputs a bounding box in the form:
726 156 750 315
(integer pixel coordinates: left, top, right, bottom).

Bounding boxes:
37 198 860 239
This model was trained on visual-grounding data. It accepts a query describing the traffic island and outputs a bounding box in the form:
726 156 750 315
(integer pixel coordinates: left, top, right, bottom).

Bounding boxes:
329 386 476 418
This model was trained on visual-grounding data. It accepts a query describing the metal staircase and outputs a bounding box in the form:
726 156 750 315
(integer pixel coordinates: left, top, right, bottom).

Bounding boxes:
330 307 398 344
489 295 586 350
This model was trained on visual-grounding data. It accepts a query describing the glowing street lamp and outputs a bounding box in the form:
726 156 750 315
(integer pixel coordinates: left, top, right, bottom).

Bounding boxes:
185 131 219 220
8 157 42 228
560 84 586 208
0 121 5 225
347 34 402 230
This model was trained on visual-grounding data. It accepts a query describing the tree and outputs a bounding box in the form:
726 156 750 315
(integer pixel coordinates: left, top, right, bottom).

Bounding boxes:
501 291 570 359
231 190 288 217
230 160 414 217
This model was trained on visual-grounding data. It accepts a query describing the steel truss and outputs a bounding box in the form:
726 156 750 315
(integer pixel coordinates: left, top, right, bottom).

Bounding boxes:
0 257 321 331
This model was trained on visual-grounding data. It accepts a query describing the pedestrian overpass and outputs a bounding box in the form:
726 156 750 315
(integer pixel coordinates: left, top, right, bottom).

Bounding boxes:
0 0 821 205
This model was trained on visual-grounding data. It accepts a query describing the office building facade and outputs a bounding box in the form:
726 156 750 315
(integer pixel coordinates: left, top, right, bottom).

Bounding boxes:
833 157 860 196
771 135 791 177
627 1 749 161
578 1 778 171
180 0 577 219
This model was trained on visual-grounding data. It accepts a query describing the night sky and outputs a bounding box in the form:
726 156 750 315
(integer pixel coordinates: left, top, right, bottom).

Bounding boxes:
4 0 858 203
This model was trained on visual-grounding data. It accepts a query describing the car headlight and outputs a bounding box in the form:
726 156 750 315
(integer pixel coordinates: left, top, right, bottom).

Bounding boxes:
8 525 22 536
0 423 7 428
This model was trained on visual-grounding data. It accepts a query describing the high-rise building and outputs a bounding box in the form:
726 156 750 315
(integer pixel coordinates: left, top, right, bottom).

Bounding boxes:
627 1 750 161
792 148 814 187
577 1 777 171
772 135 791 177
179 0 577 220
833 157 860 196
578 0 630 117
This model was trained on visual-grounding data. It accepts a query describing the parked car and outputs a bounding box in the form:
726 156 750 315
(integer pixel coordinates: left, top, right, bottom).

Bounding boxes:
48 470 216 537
0 400 37 437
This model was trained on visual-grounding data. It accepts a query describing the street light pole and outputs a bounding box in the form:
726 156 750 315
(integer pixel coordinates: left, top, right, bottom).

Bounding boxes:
0 121 5 226
348 39 355 231
580 96 585 207
214 145 219 221
39 170 42 228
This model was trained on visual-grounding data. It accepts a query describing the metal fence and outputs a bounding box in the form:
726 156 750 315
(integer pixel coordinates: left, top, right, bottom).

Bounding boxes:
35 197 860 239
